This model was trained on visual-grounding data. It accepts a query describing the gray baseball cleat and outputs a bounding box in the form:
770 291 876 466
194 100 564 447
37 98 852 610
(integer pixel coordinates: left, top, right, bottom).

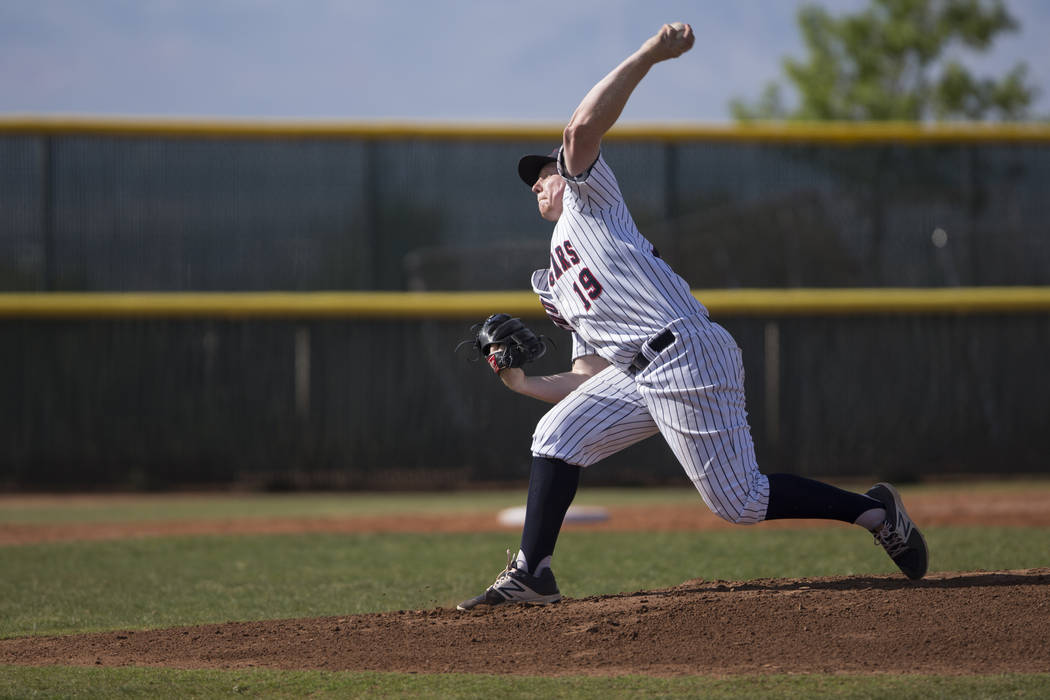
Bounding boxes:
866 482 929 580
457 550 562 611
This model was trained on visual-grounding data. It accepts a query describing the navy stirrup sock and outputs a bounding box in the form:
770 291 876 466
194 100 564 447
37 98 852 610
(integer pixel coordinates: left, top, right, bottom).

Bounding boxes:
519 457 581 574
765 473 881 523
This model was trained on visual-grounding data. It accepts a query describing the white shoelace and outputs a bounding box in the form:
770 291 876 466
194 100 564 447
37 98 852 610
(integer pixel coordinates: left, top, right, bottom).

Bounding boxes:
490 549 518 588
873 522 908 557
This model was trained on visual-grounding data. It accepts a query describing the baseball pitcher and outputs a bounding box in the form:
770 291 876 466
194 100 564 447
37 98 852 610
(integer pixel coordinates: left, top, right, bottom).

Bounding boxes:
458 23 928 611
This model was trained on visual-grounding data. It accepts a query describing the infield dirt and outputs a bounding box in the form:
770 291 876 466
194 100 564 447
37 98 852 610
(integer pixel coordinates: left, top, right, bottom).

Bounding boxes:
2 488 1049 677
3 488 1050 545
1 569 1048 676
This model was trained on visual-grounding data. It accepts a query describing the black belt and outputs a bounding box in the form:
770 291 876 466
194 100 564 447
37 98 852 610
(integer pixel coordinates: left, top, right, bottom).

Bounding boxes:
628 329 675 375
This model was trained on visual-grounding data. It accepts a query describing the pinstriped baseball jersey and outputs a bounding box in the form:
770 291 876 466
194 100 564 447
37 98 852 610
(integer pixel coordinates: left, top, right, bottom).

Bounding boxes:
531 317 769 523
531 269 598 362
542 149 706 371
528 148 770 524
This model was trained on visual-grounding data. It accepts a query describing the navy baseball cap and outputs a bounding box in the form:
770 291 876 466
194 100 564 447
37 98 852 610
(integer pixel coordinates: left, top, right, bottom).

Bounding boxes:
517 147 560 187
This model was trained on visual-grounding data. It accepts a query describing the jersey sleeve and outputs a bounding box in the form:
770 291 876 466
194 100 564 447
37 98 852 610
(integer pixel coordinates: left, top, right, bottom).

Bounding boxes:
571 332 598 361
556 147 624 215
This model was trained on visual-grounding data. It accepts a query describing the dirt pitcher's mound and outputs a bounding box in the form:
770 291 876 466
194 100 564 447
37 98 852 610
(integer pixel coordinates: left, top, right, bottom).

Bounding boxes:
3 568 1048 677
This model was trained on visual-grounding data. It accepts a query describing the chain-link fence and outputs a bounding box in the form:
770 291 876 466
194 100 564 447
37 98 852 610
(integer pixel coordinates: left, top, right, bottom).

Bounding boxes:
1 121 1048 488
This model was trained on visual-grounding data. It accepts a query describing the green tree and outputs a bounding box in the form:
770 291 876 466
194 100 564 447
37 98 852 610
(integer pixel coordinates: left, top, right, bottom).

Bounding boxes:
731 0 1037 121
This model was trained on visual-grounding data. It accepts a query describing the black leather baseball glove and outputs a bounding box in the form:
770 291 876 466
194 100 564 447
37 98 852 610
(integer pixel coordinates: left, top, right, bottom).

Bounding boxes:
466 313 547 373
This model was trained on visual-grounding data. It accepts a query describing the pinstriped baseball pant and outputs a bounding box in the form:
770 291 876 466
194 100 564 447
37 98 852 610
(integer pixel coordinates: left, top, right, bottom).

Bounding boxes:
531 319 770 524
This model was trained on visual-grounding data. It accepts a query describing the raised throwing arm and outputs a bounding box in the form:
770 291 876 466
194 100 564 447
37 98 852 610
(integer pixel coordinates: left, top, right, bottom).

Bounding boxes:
561 23 695 178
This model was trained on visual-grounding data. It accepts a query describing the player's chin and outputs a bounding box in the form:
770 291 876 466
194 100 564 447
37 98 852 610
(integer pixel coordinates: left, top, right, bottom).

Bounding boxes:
538 203 562 222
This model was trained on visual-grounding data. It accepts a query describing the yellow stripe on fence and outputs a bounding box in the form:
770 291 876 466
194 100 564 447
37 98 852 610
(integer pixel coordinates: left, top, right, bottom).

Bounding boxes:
0 287 1048 319
3 117 1050 143
702 287 1050 315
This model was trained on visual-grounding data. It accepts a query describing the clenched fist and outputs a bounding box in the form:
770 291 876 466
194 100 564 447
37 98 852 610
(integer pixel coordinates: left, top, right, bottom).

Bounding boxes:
643 22 695 62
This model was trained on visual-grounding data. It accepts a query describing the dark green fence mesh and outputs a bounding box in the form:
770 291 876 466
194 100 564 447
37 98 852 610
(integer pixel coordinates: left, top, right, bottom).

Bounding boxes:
4 133 1049 292
1 128 1048 488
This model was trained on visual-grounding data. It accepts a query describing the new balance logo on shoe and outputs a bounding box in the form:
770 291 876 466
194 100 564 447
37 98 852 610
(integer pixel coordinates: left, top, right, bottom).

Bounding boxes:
865 482 929 581
494 577 528 600
895 510 913 540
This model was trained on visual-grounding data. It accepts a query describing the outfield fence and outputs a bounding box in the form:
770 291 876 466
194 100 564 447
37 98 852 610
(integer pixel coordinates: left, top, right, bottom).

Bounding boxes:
1 119 1048 488
4 118 1050 294
2 287 1047 489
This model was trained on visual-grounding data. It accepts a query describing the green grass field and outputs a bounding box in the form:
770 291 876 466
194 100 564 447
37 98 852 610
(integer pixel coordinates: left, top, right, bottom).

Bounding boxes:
2 485 1049 698
3 666 1050 699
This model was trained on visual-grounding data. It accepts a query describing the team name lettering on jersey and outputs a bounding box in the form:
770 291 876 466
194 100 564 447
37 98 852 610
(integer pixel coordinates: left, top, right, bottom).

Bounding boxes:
564 241 580 265
549 240 583 283
548 238 604 311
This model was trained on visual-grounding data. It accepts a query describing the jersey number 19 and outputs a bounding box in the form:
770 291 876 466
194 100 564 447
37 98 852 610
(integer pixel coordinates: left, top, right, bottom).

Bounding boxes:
571 268 603 310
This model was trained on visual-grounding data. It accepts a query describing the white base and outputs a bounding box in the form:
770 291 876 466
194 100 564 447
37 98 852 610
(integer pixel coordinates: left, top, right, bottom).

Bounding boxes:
497 505 609 527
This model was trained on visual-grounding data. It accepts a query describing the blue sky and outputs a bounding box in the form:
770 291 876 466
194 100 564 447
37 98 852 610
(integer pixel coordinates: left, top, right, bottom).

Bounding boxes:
2 0 1047 122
